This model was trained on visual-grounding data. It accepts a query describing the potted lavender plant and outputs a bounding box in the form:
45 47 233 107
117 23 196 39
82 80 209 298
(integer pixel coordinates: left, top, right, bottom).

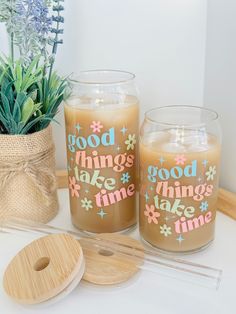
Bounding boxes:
0 0 66 222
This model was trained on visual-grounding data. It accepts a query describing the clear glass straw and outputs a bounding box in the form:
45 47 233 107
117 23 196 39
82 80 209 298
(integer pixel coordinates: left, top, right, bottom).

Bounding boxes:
0 217 222 289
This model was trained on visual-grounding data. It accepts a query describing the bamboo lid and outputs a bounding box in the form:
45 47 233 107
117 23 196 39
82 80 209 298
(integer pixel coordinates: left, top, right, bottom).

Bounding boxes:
80 233 144 285
3 234 84 305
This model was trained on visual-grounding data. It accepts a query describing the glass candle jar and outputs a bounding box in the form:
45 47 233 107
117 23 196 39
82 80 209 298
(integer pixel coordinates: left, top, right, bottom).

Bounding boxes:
64 70 139 233
139 106 221 253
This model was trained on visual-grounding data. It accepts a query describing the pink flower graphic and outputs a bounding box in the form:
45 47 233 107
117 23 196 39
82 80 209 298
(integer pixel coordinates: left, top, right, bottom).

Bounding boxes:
68 176 81 198
144 204 160 224
174 154 187 165
90 121 104 133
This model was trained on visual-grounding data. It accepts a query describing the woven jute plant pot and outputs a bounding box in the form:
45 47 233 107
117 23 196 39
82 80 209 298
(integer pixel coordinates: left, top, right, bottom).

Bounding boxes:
0 125 59 223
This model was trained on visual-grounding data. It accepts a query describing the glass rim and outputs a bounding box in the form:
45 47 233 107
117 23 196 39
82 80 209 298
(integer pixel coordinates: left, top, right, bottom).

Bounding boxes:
68 70 135 86
145 105 219 127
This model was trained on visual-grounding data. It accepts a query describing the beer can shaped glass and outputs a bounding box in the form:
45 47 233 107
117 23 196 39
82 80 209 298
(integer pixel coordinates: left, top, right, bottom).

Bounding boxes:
139 106 221 253
64 70 139 233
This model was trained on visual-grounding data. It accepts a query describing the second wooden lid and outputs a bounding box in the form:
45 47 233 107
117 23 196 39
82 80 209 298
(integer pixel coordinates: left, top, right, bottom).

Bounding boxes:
80 233 144 285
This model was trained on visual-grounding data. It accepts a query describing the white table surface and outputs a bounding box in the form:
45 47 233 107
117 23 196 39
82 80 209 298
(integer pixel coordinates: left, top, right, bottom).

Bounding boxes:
0 189 235 314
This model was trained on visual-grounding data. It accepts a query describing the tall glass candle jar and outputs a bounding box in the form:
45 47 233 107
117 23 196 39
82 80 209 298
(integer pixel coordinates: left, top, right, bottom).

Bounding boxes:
64 70 139 233
139 106 221 253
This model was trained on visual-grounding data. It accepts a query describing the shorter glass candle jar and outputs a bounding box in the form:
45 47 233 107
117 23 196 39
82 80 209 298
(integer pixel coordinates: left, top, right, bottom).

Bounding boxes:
139 106 221 253
64 70 139 234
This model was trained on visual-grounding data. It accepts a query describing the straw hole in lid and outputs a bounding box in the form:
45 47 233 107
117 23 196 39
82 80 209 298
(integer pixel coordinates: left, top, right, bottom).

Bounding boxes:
34 257 50 271
98 249 114 257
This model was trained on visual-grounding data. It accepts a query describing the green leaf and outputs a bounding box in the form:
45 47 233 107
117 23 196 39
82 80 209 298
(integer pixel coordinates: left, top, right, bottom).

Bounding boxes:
0 103 7 119
15 92 27 107
0 92 12 118
21 98 34 124
22 56 40 83
14 61 23 92
4 80 15 109
21 98 41 124
20 115 46 134
21 68 43 92
8 119 19 134
0 57 66 134
13 99 22 123
0 110 8 126
1 75 10 94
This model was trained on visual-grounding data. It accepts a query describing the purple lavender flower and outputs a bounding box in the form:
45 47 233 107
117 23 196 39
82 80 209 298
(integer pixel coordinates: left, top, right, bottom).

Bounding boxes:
10 0 53 64
0 0 64 69
16 0 52 35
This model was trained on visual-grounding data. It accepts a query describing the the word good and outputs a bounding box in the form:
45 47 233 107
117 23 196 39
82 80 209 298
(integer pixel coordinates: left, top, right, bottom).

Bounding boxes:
68 128 115 152
147 160 197 182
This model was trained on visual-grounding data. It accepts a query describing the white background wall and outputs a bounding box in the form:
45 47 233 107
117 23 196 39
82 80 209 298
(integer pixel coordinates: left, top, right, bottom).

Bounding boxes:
53 0 207 168
0 25 9 54
1 0 208 169
204 0 236 192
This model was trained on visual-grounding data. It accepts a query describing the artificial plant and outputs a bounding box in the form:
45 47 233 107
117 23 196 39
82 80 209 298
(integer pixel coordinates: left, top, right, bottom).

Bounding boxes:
0 0 67 134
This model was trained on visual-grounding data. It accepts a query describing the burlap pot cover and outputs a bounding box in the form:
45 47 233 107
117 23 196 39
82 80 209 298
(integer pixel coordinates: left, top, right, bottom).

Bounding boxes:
0 126 59 223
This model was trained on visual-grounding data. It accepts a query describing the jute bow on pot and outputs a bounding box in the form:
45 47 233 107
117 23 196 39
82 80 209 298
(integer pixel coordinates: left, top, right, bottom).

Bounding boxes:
0 147 57 205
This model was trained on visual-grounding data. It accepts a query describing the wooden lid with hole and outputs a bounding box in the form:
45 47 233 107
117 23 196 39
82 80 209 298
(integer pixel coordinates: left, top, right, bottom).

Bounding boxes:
80 233 144 285
3 234 84 304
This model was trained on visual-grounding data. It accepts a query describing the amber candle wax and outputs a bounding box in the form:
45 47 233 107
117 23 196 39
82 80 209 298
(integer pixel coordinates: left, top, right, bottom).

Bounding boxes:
139 107 221 253
64 71 139 233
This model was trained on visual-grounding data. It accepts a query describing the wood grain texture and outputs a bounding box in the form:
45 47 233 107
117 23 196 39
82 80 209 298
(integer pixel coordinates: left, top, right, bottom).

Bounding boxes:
217 188 236 220
56 169 68 189
56 170 236 220
80 233 144 285
3 234 84 304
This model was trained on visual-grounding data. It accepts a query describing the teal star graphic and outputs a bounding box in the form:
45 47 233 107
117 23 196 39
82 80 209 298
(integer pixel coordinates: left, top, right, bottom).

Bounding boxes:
97 209 107 219
144 192 149 202
120 126 128 135
176 235 184 244
76 123 82 132
159 157 165 165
